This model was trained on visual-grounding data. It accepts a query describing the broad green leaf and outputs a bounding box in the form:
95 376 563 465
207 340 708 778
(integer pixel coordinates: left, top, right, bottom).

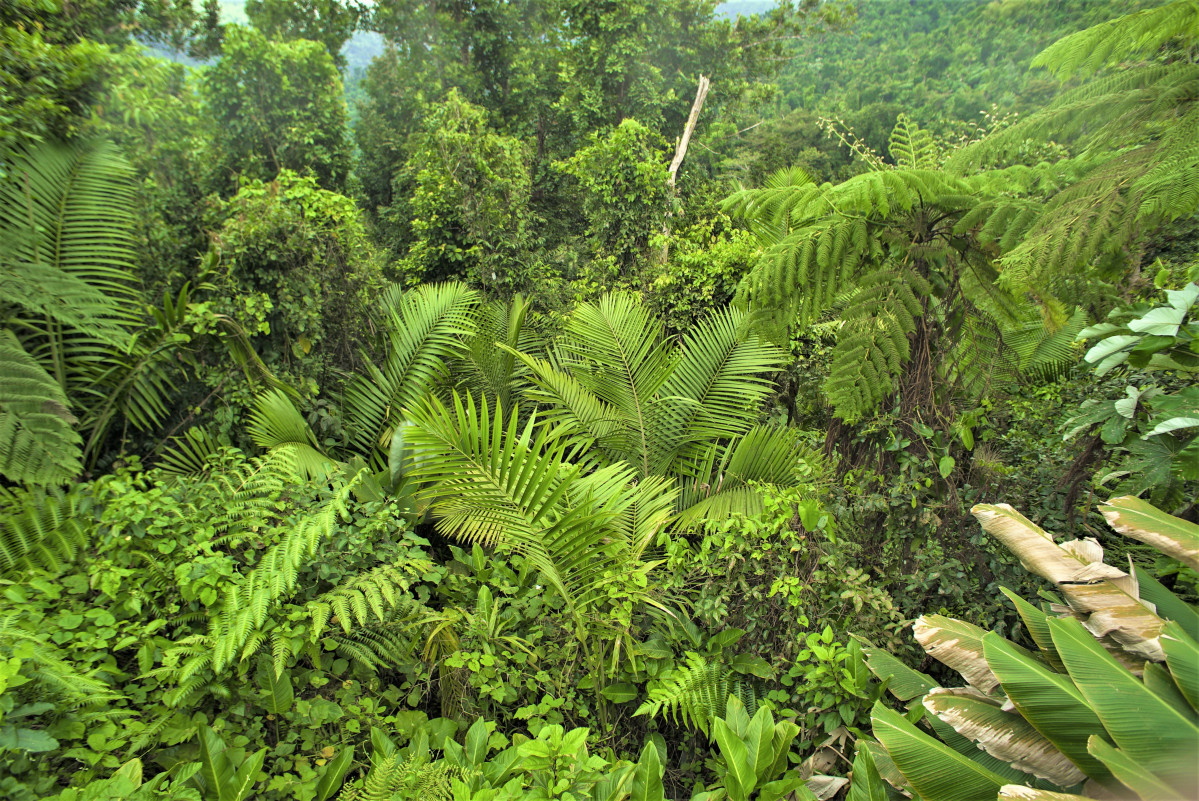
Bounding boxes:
230 748 266 801
1144 416 1199 438
1162 621 1199 711
744 707 775 783
983 632 1116 787
1049 616 1199 794
1000 587 1064 670
197 726 235 801
1100 495 1199 571
0 726 58 752
601 682 639 703
854 636 937 700
631 740 665 801
1128 305 1187 337
923 688 1084 786
1086 736 1178 800
313 747 353 801
759 775 811 801
1142 661 1189 709
1084 335 1137 364
847 742 887 801
870 702 1007 801
1132 566 1199 639
713 717 756 801
256 660 294 715
465 717 489 766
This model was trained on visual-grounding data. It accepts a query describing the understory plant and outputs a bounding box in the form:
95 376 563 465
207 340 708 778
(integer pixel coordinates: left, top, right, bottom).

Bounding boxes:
854 494 1199 801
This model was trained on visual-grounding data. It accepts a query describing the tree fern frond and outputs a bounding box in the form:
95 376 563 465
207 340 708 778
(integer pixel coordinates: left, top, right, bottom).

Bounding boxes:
1031 0 1199 81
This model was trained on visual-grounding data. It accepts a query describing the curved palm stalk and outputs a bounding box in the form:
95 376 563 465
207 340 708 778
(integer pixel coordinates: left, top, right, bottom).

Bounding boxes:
674 426 817 529
340 282 480 463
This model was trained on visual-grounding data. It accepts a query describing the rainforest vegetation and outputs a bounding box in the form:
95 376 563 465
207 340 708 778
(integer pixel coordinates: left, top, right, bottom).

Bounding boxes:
2 0 1198 799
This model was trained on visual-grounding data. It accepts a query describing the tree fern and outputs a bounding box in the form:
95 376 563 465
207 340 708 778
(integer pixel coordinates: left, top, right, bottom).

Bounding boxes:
947 1 1199 282
726 118 1069 425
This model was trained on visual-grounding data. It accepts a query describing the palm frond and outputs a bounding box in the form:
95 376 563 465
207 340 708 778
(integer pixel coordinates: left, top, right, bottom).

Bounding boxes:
341 281 480 462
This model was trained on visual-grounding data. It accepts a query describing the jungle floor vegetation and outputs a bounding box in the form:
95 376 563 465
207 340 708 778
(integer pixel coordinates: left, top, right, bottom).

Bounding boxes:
1 1 1198 799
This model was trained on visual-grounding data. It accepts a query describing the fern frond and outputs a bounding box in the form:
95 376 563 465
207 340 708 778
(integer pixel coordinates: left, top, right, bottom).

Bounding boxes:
0 484 88 578
889 114 938 169
634 652 759 736
308 558 429 638
1031 0 1199 81
0 330 83 484
206 475 359 673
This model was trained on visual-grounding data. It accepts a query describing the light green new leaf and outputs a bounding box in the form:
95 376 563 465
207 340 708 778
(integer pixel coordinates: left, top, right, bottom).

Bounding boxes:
870 702 1008 801
1049 616 1199 795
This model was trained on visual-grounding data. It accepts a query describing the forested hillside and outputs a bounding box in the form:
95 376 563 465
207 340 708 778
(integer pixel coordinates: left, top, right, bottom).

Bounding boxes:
1 1 1197 800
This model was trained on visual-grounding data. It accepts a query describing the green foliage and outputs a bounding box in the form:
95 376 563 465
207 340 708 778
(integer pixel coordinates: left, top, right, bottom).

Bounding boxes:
205 170 385 398
201 25 352 193
0 22 106 168
691 696 810 801
855 497 1199 801
725 121 1075 425
391 91 540 292
950 0 1199 283
512 292 815 525
0 483 88 579
246 0 365 68
557 120 671 284
1064 283 1199 512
